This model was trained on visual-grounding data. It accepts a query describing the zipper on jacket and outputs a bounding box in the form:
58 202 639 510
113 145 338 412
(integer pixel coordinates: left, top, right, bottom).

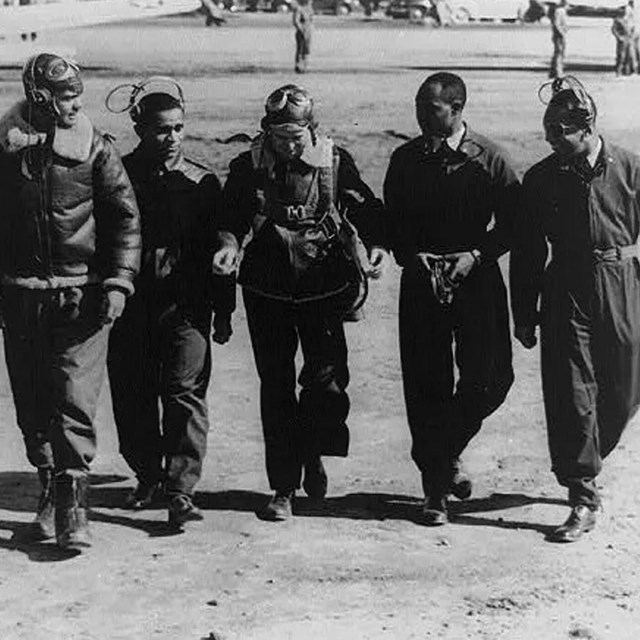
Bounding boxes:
36 145 53 276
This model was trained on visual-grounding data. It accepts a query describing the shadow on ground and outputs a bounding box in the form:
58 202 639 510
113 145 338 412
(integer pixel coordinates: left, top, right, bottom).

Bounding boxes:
0 471 566 560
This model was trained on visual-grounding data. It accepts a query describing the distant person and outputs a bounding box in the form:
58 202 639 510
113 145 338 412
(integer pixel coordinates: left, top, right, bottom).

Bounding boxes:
215 85 388 522
612 1 636 75
0 54 141 550
632 0 640 72
511 77 640 542
293 0 313 73
433 0 452 27
200 0 226 26
383 72 518 526
107 83 235 528
549 0 568 78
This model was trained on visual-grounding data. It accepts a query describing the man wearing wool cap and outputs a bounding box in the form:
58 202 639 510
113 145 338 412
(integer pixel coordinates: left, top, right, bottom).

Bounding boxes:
214 84 388 521
0 53 141 550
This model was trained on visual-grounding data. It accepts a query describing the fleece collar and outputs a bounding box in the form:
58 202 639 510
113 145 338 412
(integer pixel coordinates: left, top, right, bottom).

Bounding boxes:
251 131 333 173
0 101 93 162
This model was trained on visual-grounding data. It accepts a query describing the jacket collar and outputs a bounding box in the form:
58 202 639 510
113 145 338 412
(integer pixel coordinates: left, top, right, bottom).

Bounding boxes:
250 131 334 173
418 124 485 164
0 100 93 162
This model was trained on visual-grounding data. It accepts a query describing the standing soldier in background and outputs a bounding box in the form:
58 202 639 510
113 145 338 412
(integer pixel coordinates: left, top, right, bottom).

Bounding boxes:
200 0 226 26
106 81 235 528
215 85 388 522
611 1 636 76
0 54 141 550
632 0 640 72
549 0 568 79
293 0 313 73
511 78 640 542
384 72 518 527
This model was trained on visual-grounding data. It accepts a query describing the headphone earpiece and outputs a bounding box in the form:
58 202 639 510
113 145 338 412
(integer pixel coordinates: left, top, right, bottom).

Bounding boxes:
129 103 141 123
23 55 53 107
31 87 52 107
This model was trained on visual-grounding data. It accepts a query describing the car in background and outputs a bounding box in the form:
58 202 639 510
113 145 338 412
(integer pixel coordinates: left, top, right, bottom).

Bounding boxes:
564 0 625 18
244 0 360 12
447 0 529 21
385 0 435 20
386 0 539 21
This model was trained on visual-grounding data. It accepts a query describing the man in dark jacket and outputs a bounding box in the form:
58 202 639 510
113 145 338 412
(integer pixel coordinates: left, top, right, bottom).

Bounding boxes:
214 84 388 522
383 72 518 526
511 78 640 542
107 90 235 528
0 53 141 549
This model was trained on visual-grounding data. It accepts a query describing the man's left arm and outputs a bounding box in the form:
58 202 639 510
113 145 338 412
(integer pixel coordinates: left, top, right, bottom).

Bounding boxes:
479 149 521 263
335 146 389 278
442 149 520 285
93 136 142 323
201 173 236 344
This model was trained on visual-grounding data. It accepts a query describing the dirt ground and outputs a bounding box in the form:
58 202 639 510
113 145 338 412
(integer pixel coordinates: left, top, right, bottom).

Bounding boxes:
1 13 640 640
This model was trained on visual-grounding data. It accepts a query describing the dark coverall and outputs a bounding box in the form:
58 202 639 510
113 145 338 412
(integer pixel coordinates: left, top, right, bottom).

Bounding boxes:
384 130 518 495
108 149 235 497
511 140 640 509
222 138 384 494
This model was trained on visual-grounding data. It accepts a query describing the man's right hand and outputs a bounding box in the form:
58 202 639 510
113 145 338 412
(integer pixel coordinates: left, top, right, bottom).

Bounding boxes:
212 246 239 276
514 324 537 349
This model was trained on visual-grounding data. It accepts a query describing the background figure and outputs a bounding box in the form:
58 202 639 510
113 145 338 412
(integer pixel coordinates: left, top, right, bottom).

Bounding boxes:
215 85 388 522
633 0 640 72
612 1 637 75
383 72 518 527
511 78 640 543
200 0 226 26
293 0 313 73
107 89 235 529
549 0 568 78
0 54 141 550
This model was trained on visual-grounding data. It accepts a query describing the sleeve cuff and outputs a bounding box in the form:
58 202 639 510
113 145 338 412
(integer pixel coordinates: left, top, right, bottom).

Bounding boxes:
103 278 135 296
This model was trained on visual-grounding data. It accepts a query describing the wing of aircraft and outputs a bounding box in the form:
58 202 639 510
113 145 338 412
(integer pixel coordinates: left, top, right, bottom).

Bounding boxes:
0 0 201 37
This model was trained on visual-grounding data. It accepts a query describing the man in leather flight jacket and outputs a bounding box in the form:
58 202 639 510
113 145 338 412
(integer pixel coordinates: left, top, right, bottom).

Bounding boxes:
0 54 141 550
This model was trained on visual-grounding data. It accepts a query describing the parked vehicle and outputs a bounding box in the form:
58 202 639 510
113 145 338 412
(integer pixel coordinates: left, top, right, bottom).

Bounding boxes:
243 0 359 12
385 0 435 21
386 0 539 21
447 0 529 21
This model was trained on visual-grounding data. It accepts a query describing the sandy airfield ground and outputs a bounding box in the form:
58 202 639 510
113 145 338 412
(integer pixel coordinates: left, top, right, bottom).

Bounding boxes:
2 11 640 640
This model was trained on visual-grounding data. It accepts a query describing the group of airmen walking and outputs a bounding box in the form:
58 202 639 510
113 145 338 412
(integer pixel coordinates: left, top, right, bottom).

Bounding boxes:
1 53 640 553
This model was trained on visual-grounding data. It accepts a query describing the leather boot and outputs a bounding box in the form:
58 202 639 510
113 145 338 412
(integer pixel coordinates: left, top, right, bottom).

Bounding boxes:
302 457 328 499
30 468 55 541
257 491 294 522
547 505 597 543
449 458 472 500
421 494 449 526
55 471 91 550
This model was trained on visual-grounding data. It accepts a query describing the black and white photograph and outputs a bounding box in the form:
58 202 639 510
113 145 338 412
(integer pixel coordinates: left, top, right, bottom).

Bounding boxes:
0 0 639 638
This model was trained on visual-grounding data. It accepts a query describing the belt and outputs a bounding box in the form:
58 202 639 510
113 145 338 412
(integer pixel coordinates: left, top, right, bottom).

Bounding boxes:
1 273 99 289
592 244 639 263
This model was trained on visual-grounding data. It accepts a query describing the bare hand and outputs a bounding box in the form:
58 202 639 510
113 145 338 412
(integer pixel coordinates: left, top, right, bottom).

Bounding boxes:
212 246 239 276
212 314 232 345
100 289 127 326
515 324 537 349
366 246 389 280
442 251 476 286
